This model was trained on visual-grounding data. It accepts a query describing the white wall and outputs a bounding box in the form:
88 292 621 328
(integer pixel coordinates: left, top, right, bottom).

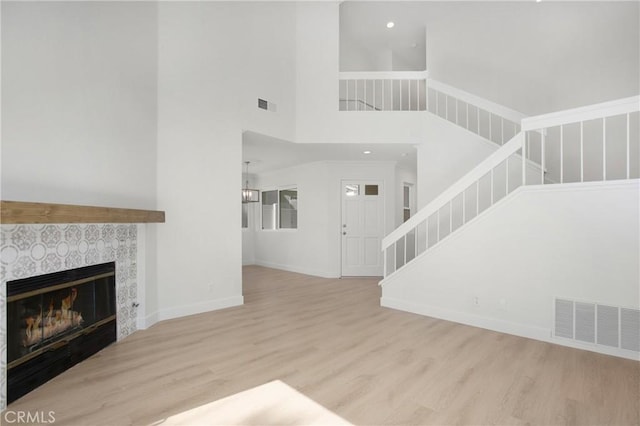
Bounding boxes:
242 221 256 266
382 180 640 359
253 162 332 277
295 2 426 144
1 1 158 208
1 0 160 334
252 161 396 278
1 0 300 332
242 175 259 266
339 37 390 72
425 2 640 116
300 0 638 206
339 2 639 116
156 2 297 322
417 113 498 208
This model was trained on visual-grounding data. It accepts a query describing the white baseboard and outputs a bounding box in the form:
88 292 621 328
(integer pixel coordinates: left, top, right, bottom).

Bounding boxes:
550 336 639 361
136 311 159 330
381 296 549 341
381 297 639 361
254 260 339 279
137 296 244 329
157 296 244 322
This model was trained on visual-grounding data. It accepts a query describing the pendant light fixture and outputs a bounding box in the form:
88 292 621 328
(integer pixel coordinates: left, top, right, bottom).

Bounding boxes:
242 161 259 203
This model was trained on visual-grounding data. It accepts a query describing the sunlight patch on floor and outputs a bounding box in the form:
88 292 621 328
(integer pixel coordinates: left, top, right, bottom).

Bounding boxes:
154 380 352 425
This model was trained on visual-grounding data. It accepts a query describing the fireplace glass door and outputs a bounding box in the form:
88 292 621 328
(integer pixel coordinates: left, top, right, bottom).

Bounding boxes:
7 263 116 368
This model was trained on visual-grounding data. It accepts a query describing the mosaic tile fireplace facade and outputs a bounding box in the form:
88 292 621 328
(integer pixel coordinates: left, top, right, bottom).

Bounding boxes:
0 223 140 409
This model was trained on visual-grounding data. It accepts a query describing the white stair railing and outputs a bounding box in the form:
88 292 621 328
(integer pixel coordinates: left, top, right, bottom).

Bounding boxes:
382 132 526 278
382 95 640 281
426 79 526 146
522 96 639 184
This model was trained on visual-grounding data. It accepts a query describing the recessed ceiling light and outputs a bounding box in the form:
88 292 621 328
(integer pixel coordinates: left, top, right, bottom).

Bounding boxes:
363 150 372 155
386 22 395 29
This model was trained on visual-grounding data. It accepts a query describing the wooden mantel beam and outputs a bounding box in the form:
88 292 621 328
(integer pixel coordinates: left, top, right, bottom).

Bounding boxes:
0 200 165 224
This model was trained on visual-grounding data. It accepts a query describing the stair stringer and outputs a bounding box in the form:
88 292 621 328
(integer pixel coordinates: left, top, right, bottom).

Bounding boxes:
381 179 640 360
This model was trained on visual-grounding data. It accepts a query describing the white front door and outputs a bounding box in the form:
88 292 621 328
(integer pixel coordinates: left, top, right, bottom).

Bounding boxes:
341 181 384 277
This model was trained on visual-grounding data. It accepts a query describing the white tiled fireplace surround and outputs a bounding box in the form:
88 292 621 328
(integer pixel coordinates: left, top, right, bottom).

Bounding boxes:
0 223 146 410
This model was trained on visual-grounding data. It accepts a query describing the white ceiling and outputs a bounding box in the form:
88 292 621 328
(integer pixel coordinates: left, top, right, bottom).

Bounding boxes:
340 3 427 71
242 131 416 175
340 1 639 115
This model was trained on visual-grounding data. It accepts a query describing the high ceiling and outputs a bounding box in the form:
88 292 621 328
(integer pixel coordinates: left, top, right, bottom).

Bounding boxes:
244 1 637 176
340 1 639 115
340 2 427 72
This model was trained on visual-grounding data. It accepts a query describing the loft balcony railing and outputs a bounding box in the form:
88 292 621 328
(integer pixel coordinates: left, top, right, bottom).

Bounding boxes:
339 71 428 112
339 72 527 149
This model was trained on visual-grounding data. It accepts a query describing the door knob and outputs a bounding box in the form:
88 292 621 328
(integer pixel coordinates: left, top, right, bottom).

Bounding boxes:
342 231 347 235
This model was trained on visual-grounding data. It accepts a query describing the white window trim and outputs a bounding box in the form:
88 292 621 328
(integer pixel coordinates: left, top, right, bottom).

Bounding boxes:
260 186 298 231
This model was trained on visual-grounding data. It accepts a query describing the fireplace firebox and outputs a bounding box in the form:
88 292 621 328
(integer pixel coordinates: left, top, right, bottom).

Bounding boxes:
6 262 117 404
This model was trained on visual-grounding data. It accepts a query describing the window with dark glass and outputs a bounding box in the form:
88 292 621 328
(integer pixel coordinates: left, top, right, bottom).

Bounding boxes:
262 190 278 230
403 184 411 222
279 189 298 229
261 188 297 230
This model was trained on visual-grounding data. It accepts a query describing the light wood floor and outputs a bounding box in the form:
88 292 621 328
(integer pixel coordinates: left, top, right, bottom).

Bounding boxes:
5 266 639 425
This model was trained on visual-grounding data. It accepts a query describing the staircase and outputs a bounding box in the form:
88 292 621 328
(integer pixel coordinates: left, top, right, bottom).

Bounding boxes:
382 94 639 280
377 82 640 359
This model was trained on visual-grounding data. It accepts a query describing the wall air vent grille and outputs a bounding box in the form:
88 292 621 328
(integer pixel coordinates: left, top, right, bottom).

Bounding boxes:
554 299 574 338
575 302 595 343
621 308 640 351
554 298 639 353
597 305 619 347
